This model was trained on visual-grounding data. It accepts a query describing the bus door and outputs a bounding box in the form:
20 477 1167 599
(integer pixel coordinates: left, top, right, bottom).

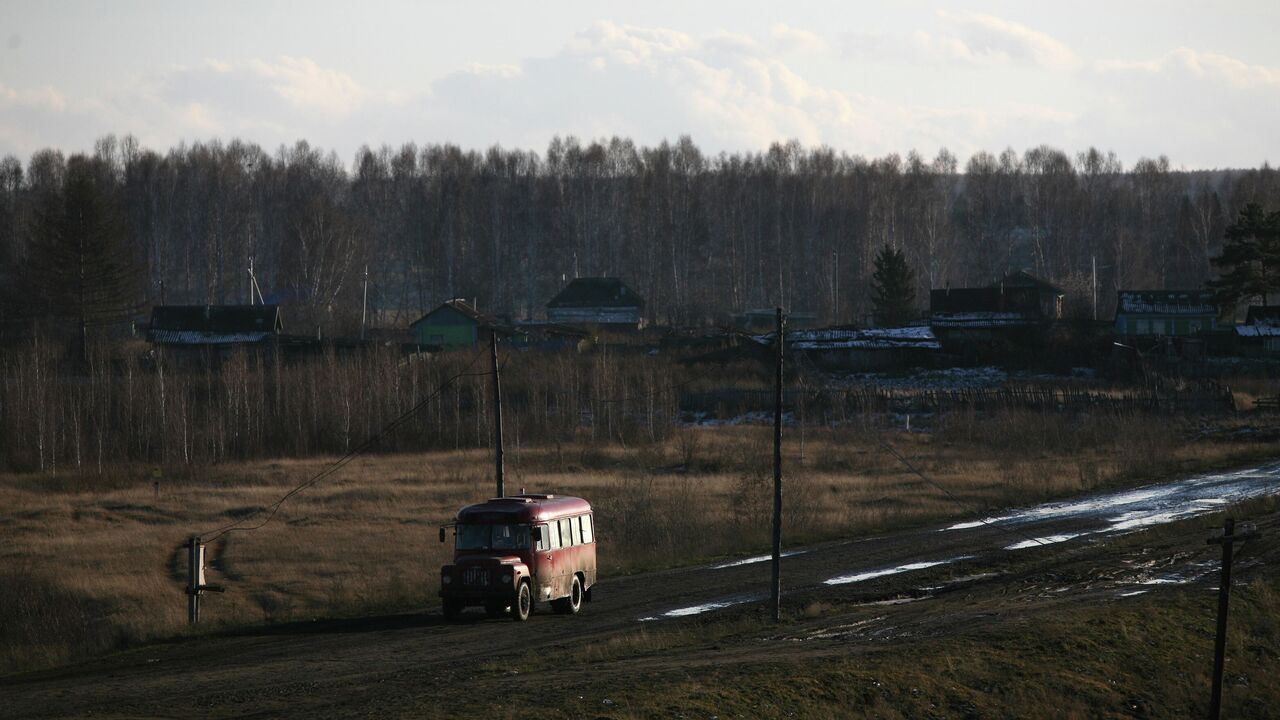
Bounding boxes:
536 521 561 599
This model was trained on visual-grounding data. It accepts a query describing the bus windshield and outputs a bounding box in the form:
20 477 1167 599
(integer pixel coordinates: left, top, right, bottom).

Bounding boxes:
455 523 531 551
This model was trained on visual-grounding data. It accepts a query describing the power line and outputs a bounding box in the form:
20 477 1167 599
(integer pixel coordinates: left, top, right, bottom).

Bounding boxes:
878 438 1053 550
199 346 491 542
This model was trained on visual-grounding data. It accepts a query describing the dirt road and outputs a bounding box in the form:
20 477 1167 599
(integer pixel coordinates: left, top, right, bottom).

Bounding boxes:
4 463 1279 718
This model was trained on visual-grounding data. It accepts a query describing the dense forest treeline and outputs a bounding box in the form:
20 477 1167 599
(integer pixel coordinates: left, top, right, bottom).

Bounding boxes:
2 134 1280 334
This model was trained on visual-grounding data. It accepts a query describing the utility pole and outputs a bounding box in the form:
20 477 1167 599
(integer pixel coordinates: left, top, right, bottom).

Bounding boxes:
771 306 784 622
360 265 369 341
1207 518 1257 719
491 333 505 498
1092 254 1097 321
187 536 201 624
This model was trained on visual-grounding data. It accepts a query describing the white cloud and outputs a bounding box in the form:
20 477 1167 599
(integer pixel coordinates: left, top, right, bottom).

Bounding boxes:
1067 47 1280 165
1097 47 1280 89
771 24 827 54
246 56 366 116
0 22 1276 169
935 11 1079 70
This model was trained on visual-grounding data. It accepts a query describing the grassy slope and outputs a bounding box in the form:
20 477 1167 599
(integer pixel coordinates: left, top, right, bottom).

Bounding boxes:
2 419 1279 679
421 502 1280 719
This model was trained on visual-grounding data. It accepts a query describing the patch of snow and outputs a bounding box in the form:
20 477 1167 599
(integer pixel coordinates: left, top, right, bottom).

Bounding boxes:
682 410 796 428
823 556 973 586
1003 533 1088 550
1235 325 1280 337
709 549 808 569
640 593 766 621
841 366 1009 391
930 312 1036 327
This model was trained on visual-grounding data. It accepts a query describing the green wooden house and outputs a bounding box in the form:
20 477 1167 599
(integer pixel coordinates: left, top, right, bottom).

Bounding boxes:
409 299 494 348
1113 290 1218 336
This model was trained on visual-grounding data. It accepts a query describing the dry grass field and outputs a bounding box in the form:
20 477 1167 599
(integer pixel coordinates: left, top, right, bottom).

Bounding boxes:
2 412 1278 675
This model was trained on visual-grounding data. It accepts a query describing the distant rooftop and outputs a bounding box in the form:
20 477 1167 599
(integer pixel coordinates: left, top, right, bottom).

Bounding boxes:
410 298 497 328
547 277 644 309
1116 290 1217 316
148 304 282 345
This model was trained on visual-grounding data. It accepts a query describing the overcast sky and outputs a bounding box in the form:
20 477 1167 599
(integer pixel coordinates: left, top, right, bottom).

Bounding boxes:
2 1 1277 169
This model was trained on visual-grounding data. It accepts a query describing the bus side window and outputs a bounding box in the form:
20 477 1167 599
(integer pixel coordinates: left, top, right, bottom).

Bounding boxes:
560 518 575 547
546 523 561 550
580 514 594 544
567 516 580 546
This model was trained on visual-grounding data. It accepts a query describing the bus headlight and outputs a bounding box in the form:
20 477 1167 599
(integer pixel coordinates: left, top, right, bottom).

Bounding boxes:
501 574 513 584
442 575 452 585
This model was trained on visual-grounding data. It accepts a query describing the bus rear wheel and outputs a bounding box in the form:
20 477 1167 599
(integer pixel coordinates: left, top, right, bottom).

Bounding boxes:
511 581 532 622
554 575 583 615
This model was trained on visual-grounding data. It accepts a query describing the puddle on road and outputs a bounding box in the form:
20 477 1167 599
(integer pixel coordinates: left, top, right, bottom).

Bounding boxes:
709 549 808 570
638 594 766 622
944 463 1280 540
823 556 974 586
1003 532 1089 550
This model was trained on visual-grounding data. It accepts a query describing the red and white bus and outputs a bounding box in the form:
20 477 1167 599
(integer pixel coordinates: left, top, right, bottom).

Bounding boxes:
439 494 596 621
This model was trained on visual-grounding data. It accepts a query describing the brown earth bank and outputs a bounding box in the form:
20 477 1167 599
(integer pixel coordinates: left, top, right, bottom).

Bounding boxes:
2 477 1278 719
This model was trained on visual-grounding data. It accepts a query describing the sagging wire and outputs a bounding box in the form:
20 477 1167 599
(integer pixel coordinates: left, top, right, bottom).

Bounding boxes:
198 345 491 542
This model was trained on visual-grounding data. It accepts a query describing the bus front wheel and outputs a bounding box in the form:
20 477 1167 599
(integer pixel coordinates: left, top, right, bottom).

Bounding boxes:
511 581 532 622
442 598 464 620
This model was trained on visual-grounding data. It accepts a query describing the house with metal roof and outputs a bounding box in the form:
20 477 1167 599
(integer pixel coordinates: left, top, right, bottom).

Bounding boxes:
930 272 1065 331
1234 305 1280 357
927 272 1065 362
1113 290 1218 337
409 299 497 348
545 277 644 328
148 305 283 347
785 326 940 371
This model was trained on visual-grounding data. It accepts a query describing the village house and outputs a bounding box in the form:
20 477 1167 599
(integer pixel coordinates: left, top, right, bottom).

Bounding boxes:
545 277 645 328
1113 290 1218 337
929 272 1064 360
148 304 283 348
409 299 497 348
1233 305 1280 358
786 326 939 372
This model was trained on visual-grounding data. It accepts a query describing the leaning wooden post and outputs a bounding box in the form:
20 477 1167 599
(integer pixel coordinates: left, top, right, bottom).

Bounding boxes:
771 307 785 622
1207 518 1257 719
491 333 505 498
185 535 224 625
186 536 202 625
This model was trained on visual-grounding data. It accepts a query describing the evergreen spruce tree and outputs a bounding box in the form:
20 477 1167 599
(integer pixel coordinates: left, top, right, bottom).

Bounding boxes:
870 244 916 327
25 155 143 358
1207 203 1280 309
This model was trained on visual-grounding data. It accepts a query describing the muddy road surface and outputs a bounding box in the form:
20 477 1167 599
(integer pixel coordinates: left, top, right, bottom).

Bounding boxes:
5 462 1279 718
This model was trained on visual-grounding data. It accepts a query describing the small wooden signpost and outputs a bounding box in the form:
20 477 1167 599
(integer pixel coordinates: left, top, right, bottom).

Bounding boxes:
186 536 225 625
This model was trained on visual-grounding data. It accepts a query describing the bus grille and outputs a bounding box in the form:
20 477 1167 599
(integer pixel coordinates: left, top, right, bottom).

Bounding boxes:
463 567 490 586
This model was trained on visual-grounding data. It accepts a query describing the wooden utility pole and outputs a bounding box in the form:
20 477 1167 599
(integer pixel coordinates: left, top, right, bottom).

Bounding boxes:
1207 518 1257 719
360 265 369 341
771 307 784 622
491 333 505 498
186 536 201 624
